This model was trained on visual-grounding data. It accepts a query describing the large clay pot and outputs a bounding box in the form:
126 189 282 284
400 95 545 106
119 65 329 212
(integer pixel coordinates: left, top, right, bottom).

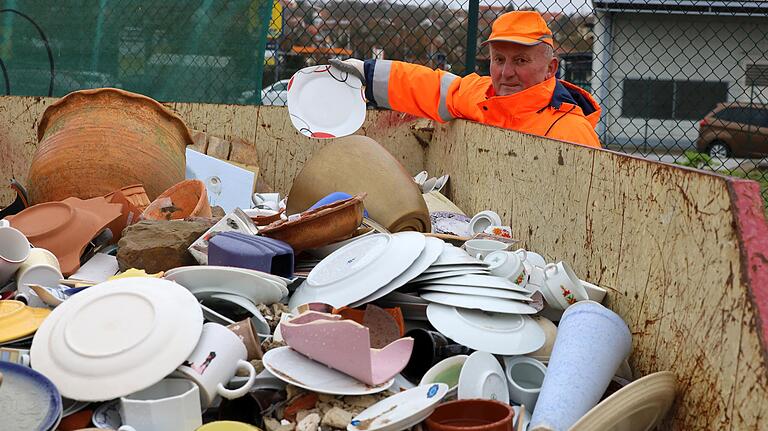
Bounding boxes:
286 136 431 233
29 88 193 204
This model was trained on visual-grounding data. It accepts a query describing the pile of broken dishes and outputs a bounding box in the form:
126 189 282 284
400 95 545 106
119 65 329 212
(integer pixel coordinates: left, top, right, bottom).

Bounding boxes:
0 90 677 431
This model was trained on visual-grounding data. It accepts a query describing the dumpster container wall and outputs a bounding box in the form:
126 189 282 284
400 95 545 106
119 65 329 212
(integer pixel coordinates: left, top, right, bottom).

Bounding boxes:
1 98 766 430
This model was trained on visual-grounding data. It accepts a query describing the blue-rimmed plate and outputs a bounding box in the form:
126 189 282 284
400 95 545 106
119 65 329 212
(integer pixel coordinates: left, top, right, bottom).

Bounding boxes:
348 383 449 431
0 361 62 431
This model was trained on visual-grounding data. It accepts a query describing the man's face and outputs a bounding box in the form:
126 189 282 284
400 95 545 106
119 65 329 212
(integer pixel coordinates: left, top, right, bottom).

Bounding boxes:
489 42 558 96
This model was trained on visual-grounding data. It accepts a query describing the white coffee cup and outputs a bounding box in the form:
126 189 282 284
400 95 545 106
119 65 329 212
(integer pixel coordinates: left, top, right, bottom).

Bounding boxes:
175 322 257 408
15 248 62 308
541 261 588 310
0 226 30 287
485 249 528 285
464 239 506 260
505 356 547 412
253 193 280 211
118 378 202 431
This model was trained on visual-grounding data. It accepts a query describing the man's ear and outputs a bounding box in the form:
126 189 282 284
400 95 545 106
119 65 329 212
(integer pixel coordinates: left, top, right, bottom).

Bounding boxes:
546 56 558 80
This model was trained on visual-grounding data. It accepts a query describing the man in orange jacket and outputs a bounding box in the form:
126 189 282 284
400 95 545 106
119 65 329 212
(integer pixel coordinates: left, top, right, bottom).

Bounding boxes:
331 11 602 148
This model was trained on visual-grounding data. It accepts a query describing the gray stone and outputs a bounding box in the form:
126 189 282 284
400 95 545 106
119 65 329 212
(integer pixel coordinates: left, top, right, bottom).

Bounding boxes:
117 220 213 273
297 413 321 431
321 407 353 430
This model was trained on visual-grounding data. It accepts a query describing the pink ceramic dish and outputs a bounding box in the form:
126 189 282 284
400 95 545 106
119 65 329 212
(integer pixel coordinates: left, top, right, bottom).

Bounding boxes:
280 311 414 385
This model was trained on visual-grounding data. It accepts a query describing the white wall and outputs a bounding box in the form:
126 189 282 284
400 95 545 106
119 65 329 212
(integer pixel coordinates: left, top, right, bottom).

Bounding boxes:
601 12 768 150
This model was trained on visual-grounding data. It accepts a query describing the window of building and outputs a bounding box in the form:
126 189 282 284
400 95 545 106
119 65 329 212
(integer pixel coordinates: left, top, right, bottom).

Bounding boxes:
621 79 728 121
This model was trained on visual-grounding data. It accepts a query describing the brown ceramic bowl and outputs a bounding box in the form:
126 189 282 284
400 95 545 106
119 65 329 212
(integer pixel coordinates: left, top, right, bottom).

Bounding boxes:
259 193 366 252
425 399 514 431
104 184 151 211
141 179 212 221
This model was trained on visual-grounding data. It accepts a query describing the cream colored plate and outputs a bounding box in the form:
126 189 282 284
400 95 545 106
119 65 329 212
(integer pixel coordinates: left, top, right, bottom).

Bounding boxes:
569 371 676 431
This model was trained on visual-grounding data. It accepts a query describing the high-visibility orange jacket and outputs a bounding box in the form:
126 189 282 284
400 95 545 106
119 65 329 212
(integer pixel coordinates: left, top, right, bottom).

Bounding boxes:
363 60 602 148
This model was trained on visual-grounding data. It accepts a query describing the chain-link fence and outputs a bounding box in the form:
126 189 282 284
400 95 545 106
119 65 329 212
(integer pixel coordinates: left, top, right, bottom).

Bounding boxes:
0 1 765 207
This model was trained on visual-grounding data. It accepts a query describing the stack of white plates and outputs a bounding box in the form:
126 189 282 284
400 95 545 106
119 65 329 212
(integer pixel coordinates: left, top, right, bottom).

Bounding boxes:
288 232 430 309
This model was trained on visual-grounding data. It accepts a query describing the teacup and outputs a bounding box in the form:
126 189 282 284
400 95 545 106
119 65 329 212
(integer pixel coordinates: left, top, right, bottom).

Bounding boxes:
175 322 257 408
464 239 506 260
0 226 30 287
504 356 547 412
541 261 588 310
118 378 202 431
15 248 62 308
485 249 528 285
483 225 512 238
252 193 280 211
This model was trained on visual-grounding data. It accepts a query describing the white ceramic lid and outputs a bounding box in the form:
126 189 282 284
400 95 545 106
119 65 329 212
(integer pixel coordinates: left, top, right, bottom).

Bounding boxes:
289 233 425 309
569 371 677 431
349 236 443 307
30 277 203 401
418 284 533 302
458 351 509 403
420 291 537 314
287 65 366 139
348 383 449 431
469 211 502 234
164 265 285 305
262 346 394 396
426 303 545 355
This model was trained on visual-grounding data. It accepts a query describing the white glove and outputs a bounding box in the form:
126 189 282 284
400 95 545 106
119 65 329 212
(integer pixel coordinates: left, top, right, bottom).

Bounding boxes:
329 58 365 85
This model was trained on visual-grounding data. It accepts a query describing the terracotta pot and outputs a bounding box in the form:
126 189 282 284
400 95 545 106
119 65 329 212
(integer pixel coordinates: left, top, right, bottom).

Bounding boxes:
103 184 151 211
426 399 514 431
29 88 193 204
259 193 366 252
141 179 212 221
286 135 430 233
105 189 142 243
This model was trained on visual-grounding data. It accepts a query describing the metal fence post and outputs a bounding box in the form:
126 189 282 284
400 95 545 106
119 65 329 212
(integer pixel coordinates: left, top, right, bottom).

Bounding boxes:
465 0 479 76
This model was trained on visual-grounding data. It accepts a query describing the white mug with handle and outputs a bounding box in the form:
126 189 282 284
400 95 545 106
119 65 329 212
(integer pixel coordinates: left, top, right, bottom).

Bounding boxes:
175 322 257 408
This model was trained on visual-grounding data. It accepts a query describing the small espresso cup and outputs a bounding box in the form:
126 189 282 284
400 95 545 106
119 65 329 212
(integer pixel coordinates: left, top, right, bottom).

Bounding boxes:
175 322 257 408
0 226 30 287
485 250 528 285
464 239 506 260
118 378 202 431
15 248 62 308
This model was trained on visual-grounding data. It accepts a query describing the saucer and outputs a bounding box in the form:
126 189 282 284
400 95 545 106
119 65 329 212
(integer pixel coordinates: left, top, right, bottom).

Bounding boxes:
458 351 509 403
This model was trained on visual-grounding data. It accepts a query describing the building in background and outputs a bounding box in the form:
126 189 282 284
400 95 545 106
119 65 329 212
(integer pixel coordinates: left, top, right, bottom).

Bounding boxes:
591 0 768 150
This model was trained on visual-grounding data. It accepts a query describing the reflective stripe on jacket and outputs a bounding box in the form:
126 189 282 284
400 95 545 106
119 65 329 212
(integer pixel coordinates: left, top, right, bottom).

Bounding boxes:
363 59 602 149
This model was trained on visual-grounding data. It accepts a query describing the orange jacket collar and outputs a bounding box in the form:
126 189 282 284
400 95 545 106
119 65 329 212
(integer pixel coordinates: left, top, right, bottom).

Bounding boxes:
483 77 560 117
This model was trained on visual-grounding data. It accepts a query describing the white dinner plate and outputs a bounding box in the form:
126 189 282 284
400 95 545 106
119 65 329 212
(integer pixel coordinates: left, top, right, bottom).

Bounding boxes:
289 233 425 309
420 291 537 314
426 303 545 355
410 268 491 283
287 65 366 139
348 383 449 431
458 351 509 403
262 347 394 396
421 274 528 293
30 278 203 401
422 264 490 274
349 236 443 308
164 265 285 305
418 284 533 302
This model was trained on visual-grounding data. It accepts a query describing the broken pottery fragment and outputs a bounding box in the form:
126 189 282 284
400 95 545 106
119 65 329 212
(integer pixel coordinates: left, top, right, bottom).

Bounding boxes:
280 311 413 386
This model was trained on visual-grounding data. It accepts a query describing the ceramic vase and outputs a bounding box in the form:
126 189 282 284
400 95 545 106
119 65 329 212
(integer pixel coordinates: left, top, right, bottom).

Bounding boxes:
29 88 192 204
529 300 632 431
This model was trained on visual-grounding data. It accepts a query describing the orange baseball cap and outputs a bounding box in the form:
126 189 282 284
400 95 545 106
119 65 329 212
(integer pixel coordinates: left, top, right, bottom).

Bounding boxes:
482 11 553 47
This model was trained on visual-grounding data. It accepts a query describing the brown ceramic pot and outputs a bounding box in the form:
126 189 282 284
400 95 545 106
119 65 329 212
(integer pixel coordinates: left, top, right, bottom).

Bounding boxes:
141 179 212 221
29 88 193 204
286 135 430 233
259 193 366 252
425 399 514 431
